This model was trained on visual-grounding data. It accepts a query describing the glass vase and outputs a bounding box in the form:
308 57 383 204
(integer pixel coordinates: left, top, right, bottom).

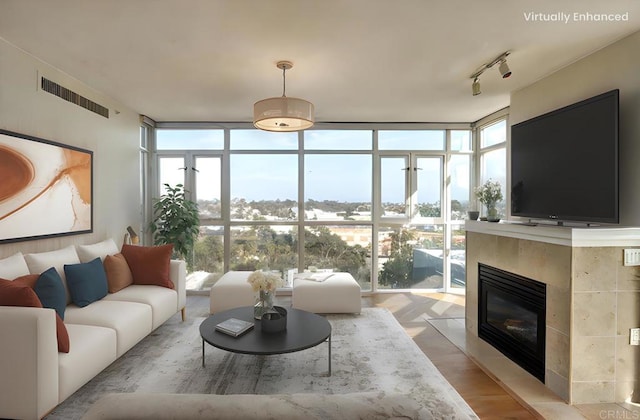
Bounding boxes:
486 204 500 222
254 290 275 319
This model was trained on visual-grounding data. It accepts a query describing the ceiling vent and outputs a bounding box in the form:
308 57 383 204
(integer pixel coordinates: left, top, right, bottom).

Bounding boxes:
41 77 109 118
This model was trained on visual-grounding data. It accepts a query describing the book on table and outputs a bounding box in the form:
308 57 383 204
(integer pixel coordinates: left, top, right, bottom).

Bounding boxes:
215 318 254 337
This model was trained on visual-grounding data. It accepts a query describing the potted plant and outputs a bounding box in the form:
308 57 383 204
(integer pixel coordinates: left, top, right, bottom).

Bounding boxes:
474 179 503 222
149 184 200 265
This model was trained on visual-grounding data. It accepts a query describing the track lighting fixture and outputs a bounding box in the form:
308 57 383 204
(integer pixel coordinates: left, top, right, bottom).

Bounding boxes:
469 51 511 95
472 77 481 96
498 60 511 78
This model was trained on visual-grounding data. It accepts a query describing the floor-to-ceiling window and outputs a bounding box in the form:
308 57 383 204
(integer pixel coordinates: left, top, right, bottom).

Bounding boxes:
476 111 508 219
449 130 473 289
156 129 225 290
152 122 499 294
377 130 445 290
138 119 153 241
302 130 373 290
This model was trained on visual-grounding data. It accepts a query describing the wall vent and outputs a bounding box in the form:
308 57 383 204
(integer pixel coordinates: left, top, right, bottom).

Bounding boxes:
41 77 109 118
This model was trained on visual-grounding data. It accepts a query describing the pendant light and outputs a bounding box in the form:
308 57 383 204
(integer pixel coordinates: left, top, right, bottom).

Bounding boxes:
253 61 314 132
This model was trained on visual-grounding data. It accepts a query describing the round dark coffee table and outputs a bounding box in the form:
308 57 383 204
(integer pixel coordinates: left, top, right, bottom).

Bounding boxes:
200 306 332 375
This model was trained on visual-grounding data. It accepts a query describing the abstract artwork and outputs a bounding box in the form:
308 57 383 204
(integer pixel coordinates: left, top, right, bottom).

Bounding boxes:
0 129 93 243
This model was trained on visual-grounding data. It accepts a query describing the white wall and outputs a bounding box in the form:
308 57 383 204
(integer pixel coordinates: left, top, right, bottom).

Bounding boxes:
0 38 141 258
510 30 640 227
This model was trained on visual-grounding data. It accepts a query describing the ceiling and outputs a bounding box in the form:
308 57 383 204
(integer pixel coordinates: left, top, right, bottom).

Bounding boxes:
1 0 639 124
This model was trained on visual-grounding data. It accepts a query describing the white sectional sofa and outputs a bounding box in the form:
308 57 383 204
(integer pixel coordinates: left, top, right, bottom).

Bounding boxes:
0 239 186 420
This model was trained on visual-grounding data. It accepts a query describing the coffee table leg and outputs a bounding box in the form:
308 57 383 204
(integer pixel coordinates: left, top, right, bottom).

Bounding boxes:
328 334 332 376
202 338 205 367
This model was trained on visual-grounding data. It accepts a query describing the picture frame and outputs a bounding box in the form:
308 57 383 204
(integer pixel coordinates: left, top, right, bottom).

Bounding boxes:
0 129 93 243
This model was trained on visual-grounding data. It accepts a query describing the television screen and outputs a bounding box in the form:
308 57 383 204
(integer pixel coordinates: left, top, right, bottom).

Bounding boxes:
511 89 619 224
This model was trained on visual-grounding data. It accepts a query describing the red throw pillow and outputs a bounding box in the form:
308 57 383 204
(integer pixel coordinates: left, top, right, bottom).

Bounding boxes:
0 277 41 307
0 278 70 353
10 273 39 288
103 253 134 293
53 313 70 352
120 244 174 289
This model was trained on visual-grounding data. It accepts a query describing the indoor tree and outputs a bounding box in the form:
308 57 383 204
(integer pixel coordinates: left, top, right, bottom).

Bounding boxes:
149 184 200 267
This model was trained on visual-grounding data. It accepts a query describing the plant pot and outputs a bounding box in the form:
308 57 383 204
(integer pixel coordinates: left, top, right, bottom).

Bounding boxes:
261 306 287 333
468 211 480 221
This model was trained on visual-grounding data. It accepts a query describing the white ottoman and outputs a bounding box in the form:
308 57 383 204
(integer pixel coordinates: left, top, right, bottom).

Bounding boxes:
209 271 255 314
292 272 361 314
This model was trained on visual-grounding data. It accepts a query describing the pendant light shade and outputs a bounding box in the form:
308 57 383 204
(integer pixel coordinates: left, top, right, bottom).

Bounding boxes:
253 96 314 131
253 61 314 132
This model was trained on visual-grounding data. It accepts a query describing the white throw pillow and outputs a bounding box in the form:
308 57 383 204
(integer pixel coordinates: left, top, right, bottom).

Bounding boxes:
24 245 81 304
0 252 30 279
76 238 119 263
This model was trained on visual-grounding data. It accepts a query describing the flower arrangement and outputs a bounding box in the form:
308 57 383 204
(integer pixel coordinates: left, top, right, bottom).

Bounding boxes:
474 179 503 207
248 270 284 319
247 270 284 293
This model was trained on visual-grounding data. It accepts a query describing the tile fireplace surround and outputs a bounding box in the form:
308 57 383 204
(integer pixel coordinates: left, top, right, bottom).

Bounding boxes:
465 221 640 405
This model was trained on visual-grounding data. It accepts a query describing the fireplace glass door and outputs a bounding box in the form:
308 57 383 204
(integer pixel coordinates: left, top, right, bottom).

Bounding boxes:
486 292 538 351
478 264 546 382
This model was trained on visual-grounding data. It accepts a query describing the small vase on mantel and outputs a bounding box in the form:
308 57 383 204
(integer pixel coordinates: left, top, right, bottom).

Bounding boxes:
486 204 500 222
254 290 275 319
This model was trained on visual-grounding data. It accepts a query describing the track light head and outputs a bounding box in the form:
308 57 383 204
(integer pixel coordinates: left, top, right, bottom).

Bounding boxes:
472 78 481 96
498 60 511 78
469 51 512 95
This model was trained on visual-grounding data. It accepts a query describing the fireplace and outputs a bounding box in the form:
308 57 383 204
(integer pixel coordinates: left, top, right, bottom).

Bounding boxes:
478 264 546 382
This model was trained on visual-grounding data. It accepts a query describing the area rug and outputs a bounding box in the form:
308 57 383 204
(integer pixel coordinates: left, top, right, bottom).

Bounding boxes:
47 308 478 419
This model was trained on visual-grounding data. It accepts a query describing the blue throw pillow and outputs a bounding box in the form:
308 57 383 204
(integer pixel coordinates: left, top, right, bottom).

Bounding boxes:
35 267 67 320
64 257 108 307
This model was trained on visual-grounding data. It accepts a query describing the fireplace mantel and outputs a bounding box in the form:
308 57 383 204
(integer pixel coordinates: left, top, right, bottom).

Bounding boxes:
465 221 640 405
466 220 640 247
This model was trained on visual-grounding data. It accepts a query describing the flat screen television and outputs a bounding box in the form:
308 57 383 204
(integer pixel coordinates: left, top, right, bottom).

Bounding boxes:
511 89 619 224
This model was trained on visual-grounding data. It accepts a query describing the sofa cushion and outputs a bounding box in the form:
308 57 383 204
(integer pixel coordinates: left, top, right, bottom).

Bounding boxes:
103 253 133 293
0 278 70 353
64 258 109 307
24 245 81 304
121 244 174 289
34 268 67 320
0 252 30 279
65 300 152 357
105 285 178 330
58 324 117 402
76 238 119 263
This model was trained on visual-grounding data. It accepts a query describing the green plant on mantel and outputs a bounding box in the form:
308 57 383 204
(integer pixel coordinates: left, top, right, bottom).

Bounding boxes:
474 179 503 221
149 184 200 265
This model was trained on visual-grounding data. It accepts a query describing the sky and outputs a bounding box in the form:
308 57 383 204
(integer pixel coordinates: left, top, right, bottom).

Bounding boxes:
157 129 480 204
